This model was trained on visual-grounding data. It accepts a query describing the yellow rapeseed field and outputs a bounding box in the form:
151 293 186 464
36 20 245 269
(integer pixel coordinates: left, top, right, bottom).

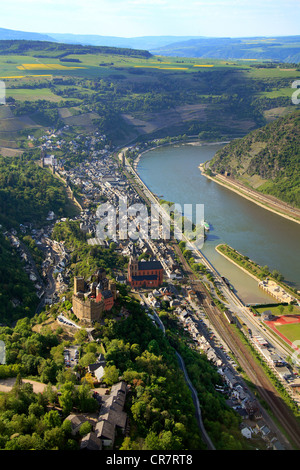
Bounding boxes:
134 65 188 70
0 74 53 79
17 64 85 70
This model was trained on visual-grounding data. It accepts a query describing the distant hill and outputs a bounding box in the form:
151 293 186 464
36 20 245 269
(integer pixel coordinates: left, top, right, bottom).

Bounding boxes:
1 28 300 62
151 36 300 63
209 110 300 207
47 33 201 51
0 27 54 42
0 39 152 59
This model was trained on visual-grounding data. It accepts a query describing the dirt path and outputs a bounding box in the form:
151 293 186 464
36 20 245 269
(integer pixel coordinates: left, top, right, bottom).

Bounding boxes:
0 377 51 394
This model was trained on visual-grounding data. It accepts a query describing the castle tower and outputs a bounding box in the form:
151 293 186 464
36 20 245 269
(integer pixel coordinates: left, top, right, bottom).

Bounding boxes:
74 276 85 294
94 268 107 283
109 280 117 300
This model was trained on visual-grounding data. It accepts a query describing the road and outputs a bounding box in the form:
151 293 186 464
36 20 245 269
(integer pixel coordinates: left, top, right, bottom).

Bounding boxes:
139 292 215 449
175 351 216 450
174 243 300 449
124 154 300 449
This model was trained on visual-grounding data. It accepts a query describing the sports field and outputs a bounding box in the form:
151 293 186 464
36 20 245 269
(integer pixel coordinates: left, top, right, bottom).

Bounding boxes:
265 315 300 348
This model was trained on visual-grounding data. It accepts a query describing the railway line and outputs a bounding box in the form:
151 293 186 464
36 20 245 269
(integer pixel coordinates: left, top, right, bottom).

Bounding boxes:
174 243 300 449
123 152 300 449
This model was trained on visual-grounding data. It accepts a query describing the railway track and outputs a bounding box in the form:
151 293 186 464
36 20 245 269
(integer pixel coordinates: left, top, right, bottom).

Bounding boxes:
124 154 300 448
174 243 300 449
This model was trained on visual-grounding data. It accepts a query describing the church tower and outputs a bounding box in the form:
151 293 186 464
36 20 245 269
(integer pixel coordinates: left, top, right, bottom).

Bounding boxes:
128 244 138 281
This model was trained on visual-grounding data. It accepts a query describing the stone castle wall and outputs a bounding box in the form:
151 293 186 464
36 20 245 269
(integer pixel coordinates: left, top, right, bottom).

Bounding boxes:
72 294 104 324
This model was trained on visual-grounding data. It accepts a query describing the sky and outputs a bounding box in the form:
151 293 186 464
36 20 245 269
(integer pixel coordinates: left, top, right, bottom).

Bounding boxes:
1 0 300 38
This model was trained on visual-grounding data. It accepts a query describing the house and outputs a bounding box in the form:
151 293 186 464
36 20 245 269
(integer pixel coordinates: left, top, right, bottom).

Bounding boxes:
99 408 127 432
96 289 114 311
255 419 271 440
65 414 93 436
88 361 106 382
95 381 128 448
240 425 252 439
222 367 239 389
116 274 126 284
95 420 115 447
80 431 102 451
271 439 285 450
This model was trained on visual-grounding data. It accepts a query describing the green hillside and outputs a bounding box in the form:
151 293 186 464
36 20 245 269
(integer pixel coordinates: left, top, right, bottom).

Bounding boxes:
0 39 152 59
209 110 300 207
0 156 78 228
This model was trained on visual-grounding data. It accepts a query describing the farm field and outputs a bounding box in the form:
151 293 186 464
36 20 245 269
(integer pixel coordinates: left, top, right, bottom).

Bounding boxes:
0 39 299 149
0 52 227 80
6 87 64 102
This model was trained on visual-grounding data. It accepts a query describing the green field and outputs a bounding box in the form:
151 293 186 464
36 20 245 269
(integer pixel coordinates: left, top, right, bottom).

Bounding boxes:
276 322 300 344
6 87 64 102
255 304 300 317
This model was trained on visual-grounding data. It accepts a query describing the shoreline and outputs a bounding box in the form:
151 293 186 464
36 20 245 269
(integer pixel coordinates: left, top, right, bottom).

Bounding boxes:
136 140 300 225
216 244 299 301
134 139 230 171
199 165 300 225
215 244 262 283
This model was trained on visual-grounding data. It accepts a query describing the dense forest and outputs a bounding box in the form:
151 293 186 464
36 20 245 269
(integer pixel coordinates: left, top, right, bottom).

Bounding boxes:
209 110 300 207
0 157 79 324
0 232 39 325
0 156 76 228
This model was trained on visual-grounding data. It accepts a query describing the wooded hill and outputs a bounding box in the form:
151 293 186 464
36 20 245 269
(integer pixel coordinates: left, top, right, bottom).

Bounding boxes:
209 110 300 207
0 39 152 59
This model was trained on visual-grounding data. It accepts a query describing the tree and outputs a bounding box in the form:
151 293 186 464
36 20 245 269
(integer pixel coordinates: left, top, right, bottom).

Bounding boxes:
79 352 97 368
28 403 45 418
79 421 92 437
103 365 120 386
43 427 65 450
77 383 98 413
74 328 88 344
59 381 76 415
42 410 61 430
147 339 160 356
272 270 284 281
44 383 58 406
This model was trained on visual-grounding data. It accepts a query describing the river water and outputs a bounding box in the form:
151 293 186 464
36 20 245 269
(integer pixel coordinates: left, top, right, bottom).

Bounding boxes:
137 142 300 304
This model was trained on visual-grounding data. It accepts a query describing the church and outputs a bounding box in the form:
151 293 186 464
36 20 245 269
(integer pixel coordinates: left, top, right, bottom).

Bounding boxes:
127 246 164 289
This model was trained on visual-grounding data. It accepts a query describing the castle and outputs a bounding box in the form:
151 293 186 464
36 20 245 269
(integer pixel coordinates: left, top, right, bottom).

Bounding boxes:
72 268 117 324
127 246 164 289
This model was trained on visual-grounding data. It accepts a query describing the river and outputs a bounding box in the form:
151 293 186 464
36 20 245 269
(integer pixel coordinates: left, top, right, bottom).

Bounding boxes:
137 142 300 304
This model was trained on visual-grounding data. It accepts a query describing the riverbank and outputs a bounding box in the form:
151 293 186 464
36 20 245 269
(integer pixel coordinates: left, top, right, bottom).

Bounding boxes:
199 165 300 225
216 243 299 302
133 138 230 171
215 244 262 283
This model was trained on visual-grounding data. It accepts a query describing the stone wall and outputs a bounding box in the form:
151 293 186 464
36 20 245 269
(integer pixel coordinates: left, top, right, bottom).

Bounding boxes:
72 294 104 324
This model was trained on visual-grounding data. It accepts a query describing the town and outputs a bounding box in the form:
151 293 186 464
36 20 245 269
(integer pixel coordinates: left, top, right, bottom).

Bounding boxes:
2 124 300 451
